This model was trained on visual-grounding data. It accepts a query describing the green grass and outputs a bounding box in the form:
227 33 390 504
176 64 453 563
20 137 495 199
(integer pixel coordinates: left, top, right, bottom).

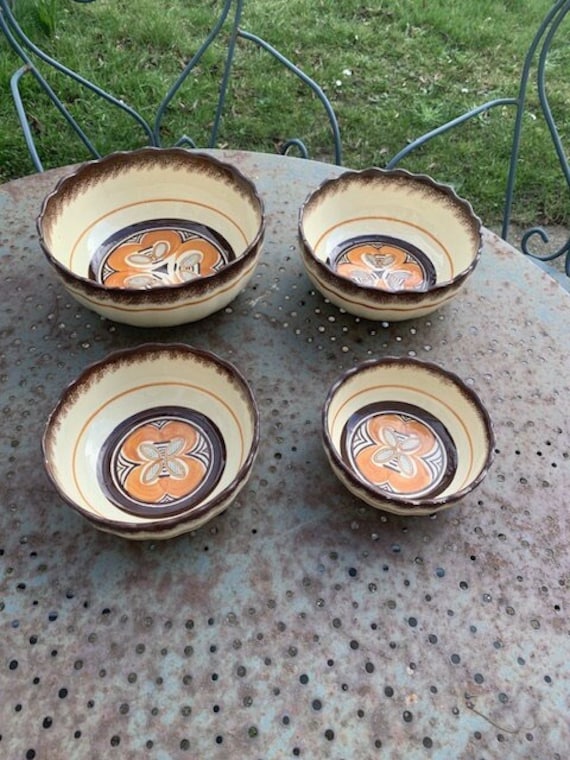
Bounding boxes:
1 0 568 226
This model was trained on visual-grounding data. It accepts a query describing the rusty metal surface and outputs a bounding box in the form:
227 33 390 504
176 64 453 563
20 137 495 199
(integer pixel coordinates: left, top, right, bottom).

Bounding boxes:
1 151 569 760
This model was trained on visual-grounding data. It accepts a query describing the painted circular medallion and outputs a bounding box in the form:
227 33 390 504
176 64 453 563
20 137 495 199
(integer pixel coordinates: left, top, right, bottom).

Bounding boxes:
341 402 457 500
89 219 235 289
328 234 436 292
98 406 226 518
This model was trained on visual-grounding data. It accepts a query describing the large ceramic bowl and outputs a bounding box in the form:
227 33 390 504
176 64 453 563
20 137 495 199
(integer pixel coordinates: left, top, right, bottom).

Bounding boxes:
322 357 494 516
299 168 481 321
42 344 260 539
37 148 265 327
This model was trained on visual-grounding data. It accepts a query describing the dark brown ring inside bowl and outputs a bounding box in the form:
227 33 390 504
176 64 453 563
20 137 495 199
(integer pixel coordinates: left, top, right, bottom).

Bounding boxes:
340 401 457 500
98 405 226 518
327 234 436 292
88 219 235 289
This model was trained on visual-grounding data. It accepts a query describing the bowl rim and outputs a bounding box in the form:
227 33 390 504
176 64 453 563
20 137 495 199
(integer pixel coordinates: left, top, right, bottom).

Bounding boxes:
321 356 495 511
42 342 260 535
298 166 482 301
36 147 265 298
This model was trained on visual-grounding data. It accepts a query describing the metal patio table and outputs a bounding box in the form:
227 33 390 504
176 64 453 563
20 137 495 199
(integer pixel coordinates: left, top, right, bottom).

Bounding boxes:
1 151 568 760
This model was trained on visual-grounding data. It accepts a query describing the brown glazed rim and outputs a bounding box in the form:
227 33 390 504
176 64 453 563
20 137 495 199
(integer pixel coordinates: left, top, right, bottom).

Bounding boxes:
322 356 495 512
36 147 265 299
298 167 482 301
42 342 260 535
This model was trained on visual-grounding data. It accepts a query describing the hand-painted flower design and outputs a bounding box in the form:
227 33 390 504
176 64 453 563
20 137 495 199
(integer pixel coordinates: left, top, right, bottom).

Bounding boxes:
117 419 210 504
352 413 445 496
335 242 427 291
102 228 227 289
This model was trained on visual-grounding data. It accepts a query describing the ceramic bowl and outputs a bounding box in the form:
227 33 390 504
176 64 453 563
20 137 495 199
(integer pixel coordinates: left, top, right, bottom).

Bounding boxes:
42 343 260 539
298 168 481 321
322 357 494 516
37 148 265 327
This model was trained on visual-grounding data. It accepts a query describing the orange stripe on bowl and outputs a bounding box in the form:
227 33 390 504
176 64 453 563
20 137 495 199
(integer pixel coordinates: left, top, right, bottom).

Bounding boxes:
311 273 459 313
314 215 454 275
68 198 251 270
331 382 474 492
68 257 257 313
72 380 245 519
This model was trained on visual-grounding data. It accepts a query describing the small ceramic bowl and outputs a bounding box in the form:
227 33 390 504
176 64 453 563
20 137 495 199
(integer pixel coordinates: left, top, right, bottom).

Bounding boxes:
298 168 481 321
322 357 494 516
42 343 260 539
37 148 265 327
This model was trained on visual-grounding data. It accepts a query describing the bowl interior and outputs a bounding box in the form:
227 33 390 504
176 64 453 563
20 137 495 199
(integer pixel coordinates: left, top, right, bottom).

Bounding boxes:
325 360 492 502
301 171 480 292
40 151 263 289
44 346 258 524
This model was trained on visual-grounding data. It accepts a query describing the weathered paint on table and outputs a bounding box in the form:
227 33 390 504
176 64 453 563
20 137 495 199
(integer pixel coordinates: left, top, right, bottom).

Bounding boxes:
1 151 568 760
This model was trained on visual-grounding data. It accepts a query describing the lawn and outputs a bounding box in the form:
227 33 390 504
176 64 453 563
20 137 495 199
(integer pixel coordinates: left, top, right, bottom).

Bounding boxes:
0 0 568 226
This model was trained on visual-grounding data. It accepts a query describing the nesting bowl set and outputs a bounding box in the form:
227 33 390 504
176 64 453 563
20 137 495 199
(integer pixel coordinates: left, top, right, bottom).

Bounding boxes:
37 148 494 539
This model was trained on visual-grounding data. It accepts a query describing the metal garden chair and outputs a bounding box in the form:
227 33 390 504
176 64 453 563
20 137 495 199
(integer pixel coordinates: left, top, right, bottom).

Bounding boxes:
385 0 569 282
1 1 568 282
0 0 342 169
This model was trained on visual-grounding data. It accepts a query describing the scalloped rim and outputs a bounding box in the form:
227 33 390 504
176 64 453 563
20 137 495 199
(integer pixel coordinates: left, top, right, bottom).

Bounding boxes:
42 342 260 535
36 147 265 301
298 167 483 301
322 356 495 512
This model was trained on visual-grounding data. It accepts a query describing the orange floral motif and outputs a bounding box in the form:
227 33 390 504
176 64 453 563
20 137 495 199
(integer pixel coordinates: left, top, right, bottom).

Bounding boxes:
118 419 208 504
335 242 426 291
103 229 225 289
354 413 442 496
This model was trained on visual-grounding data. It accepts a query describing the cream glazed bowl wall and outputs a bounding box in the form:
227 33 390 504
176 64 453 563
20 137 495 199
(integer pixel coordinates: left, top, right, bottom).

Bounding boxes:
299 168 482 321
42 343 260 539
322 357 495 516
37 148 265 327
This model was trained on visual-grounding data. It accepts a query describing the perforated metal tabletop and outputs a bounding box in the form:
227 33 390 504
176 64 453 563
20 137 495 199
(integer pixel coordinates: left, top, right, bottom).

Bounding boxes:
1 151 568 759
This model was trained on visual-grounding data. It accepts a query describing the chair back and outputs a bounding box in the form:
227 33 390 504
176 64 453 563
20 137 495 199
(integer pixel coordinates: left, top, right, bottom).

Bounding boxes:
0 0 342 171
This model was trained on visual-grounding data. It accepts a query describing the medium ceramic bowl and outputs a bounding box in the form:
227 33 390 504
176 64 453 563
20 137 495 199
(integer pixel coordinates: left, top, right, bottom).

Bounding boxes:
322 357 494 516
42 343 260 539
298 168 481 321
37 148 265 327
